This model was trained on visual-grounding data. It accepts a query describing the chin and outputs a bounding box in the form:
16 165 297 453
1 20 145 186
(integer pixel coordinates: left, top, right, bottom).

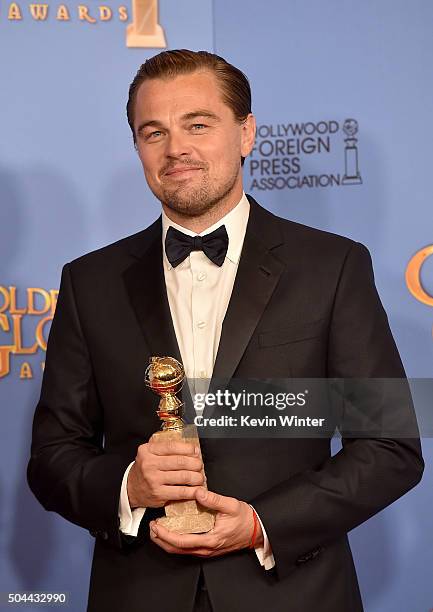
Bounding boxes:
165 197 213 217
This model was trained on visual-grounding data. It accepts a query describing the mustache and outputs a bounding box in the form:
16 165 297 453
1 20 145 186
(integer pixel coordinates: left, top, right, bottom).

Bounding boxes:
160 159 208 175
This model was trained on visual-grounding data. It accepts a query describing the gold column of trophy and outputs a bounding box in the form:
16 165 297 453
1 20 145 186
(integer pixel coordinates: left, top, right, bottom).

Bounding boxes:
145 356 215 534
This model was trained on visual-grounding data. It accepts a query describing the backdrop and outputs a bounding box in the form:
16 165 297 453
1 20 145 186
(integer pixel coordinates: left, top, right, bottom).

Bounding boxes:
1 1 432 610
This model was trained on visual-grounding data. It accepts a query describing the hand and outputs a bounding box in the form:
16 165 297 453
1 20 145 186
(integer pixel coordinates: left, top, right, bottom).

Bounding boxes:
149 488 264 557
127 437 205 508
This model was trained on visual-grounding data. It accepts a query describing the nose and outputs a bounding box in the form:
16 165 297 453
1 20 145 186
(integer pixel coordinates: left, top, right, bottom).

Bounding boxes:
164 129 192 158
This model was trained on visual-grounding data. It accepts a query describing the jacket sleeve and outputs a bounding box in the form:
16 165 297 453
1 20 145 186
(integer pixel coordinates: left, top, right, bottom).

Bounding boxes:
250 242 424 580
27 263 131 549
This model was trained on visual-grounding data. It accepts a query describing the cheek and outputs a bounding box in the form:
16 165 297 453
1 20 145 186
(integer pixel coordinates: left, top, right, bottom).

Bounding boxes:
138 149 160 180
204 140 241 174
212 150 242 178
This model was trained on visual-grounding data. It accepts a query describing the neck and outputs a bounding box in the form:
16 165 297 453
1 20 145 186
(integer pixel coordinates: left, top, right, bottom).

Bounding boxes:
161 183 244 234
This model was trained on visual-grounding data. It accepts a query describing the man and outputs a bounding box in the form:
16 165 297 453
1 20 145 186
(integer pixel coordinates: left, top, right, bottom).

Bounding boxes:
28 50 423 612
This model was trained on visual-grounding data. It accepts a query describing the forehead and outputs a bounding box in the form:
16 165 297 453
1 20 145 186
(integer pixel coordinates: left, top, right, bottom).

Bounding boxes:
133 70 231 122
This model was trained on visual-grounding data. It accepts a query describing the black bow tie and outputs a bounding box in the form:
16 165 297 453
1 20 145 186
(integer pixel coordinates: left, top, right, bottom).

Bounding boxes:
165 225 229 268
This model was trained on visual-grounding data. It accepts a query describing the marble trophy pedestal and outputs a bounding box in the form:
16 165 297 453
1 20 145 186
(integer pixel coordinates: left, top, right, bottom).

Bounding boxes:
153 424 215 534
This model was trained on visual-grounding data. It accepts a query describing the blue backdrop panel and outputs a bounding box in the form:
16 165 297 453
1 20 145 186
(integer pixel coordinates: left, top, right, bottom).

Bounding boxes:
1 0 432 610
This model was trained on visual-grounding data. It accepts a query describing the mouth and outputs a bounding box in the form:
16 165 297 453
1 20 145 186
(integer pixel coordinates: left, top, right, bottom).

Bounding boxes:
163 167 203 178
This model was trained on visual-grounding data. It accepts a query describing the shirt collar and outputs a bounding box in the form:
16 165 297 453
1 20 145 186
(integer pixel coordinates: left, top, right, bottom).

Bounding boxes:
161 192 250 271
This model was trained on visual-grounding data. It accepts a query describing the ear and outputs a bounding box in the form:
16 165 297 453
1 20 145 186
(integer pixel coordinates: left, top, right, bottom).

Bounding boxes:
240 113 256 159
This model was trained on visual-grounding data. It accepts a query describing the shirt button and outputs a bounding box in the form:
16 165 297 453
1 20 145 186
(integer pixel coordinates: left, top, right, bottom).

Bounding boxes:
197 321 206 329
197 272 207 281
199 370 207 377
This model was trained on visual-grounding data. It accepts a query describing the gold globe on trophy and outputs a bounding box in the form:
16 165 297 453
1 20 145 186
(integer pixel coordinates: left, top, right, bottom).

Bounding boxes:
145 356 215 534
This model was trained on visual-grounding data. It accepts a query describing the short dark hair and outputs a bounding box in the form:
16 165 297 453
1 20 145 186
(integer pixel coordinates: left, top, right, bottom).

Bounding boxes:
126 49 252 163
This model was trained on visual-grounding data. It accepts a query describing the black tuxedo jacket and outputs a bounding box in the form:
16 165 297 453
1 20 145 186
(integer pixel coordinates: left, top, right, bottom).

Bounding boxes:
28 196 423 612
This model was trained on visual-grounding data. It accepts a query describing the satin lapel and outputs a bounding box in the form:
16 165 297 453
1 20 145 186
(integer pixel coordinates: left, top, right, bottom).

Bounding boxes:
211 197 286 386
122 224 181 364
122 219 196 422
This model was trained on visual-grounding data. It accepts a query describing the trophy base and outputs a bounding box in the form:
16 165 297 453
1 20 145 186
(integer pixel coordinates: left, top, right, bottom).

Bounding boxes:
152 425 216 534
158 510 215 534
342 174 362 185
126 24 166 48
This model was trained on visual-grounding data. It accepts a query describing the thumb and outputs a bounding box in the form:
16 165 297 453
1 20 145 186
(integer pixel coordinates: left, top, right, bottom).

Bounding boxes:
195 488 235 513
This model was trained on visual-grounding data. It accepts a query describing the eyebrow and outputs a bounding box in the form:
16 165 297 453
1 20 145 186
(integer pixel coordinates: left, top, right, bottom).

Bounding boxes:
181 110 221 122
136 110 221 135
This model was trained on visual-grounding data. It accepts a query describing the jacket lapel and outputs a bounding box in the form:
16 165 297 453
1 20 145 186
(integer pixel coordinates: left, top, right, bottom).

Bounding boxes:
211 196 286 384
122 217 197 421
122 217 182 368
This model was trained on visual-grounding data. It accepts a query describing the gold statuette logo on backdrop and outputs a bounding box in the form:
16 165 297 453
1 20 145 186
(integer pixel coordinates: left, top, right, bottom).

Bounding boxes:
126 0 166 48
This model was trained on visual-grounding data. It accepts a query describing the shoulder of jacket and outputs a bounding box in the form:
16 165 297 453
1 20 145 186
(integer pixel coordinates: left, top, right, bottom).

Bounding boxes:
65 220 160 275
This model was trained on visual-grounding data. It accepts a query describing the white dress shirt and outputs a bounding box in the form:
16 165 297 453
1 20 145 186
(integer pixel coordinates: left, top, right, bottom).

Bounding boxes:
118 192 275 570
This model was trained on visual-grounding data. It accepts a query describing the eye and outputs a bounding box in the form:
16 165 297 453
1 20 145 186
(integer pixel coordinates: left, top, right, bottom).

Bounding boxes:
139 129 164 141
191 124 206 130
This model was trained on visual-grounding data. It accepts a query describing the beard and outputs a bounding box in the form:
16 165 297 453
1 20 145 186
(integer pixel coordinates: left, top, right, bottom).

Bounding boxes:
154 158 240 218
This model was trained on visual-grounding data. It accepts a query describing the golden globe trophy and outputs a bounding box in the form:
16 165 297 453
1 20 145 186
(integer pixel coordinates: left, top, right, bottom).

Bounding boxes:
126 0 167 48
145 356 215 533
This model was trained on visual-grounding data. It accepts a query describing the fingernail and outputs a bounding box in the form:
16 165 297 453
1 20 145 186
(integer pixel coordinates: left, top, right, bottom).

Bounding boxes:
194 446 200 455
197 488 206 500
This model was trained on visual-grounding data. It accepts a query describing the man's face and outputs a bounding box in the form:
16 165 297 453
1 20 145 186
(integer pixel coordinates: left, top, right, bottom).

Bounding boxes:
133 70 255 217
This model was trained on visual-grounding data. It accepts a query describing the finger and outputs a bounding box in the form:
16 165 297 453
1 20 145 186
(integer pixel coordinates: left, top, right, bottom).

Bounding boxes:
182 548 226 558
195 488 239 513
149 527 188 555
150 527 228 558
151 521 219 550
160 470 204 486
159 485 203 501
158 455 203 472
149 438 200 457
